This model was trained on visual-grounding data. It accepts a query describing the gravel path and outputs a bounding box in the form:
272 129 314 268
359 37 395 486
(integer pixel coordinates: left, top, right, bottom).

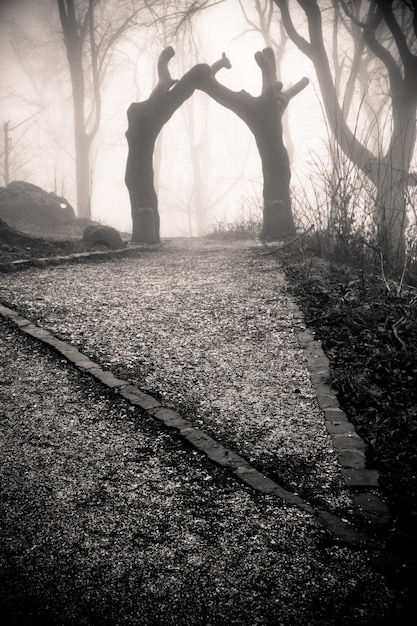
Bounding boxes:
0 317 406 625
1 239 350 514
0 238 412 623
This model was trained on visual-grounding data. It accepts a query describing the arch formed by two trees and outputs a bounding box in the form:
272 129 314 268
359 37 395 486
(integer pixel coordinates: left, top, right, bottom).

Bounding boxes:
125 46 308 244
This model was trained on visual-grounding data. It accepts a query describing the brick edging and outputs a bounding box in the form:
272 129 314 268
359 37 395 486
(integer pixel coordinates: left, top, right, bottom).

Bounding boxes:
294 323 391 529
0 244 146 273
0 301 380 548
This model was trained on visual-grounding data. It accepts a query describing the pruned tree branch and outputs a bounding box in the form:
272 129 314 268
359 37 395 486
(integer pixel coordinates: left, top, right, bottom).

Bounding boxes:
150 45 178 95
210 52 231 77
255 47 281 93
285 77 309 99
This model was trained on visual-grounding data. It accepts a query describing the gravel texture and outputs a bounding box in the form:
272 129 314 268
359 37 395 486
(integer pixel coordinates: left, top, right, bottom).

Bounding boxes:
0 317 407 625
1 239 351 514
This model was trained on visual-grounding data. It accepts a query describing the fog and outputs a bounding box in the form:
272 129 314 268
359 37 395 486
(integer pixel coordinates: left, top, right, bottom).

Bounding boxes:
0 0 344 236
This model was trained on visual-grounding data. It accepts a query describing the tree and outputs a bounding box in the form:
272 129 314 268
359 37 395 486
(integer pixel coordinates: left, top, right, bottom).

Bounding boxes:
125 47 211 243
195 47 308 240
1 114 41 186
238 0 295 161
273 0 417 267
125 46 308 242
57 0 151 219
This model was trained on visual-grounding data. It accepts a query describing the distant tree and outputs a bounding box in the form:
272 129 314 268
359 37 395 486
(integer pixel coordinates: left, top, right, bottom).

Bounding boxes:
273 0 417 267
1 114 41 186
57 0 150 219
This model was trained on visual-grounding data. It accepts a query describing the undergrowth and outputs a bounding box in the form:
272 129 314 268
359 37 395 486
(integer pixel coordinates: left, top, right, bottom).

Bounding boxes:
275 239 417 557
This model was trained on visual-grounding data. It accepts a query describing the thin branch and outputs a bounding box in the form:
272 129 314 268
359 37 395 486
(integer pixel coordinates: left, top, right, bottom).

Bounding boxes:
210 52 231 77
375 0 414 66
87 0 101 141
273 0 312 56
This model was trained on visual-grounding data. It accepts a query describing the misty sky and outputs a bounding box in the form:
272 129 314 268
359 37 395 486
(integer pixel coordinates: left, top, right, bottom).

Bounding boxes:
0 1 341 235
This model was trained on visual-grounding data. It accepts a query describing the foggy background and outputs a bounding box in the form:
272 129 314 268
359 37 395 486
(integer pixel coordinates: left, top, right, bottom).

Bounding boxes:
0 0 322 237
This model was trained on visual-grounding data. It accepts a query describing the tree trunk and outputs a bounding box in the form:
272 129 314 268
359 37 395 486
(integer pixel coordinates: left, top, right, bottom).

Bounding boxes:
196 49 308 240
125 113 159 242
3 121 10 186
373 93 416 266
125 48 205 243
250 100 294 239
74 126 91 219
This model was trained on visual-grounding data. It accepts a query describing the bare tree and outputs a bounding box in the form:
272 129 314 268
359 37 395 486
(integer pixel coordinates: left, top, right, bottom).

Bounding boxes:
273 0 417 267
196 48 308 240
238 0 295 160
125 46 308 242
57 0 150 219
125 47 207 243
1 113 42 185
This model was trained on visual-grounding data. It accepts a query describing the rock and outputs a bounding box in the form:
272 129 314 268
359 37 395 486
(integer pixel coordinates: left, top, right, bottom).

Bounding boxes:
82 224 124 249
0 181 75 235
0 217 33 244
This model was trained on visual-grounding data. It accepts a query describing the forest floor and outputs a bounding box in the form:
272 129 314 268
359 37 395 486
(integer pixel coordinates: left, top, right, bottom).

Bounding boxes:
0 231 416 624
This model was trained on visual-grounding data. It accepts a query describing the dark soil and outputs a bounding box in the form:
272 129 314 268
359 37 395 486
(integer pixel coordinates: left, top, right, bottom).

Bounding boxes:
277 245 417 559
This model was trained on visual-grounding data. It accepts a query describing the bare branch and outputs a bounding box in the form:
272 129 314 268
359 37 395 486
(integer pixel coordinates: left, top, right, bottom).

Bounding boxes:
255 47 281 94
150 46 178 95
273 0 312 56
210 52 231 77
284 77 309 99
375 0 415 67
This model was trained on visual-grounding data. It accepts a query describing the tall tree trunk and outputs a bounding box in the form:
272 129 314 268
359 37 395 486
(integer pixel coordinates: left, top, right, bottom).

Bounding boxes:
74 123 91 219
250 101 293 238
373 92 417 265
125 48 203 243
196 49 308 240
3 121 10 186
125 116 159 242
58 0 92 219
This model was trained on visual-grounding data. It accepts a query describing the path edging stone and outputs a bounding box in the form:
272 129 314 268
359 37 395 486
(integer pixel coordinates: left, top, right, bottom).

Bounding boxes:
293 320 391 529
0 301 378 547
0 244 146 273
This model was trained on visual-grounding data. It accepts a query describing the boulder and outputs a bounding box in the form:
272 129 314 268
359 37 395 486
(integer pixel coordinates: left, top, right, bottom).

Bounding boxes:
0 181 75 234
0 217 33 244
82 224 124 249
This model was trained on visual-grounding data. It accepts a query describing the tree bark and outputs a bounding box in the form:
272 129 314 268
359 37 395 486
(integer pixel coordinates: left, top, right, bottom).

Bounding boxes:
125 47 207 243
57 0 92 219
125 47 308 242
274 0 417 268
195 48 308 240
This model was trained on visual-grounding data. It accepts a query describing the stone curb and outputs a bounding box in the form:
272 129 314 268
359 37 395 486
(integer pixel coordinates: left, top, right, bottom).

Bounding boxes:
293 319 391 530
0 302 377 548
0 244 146 273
